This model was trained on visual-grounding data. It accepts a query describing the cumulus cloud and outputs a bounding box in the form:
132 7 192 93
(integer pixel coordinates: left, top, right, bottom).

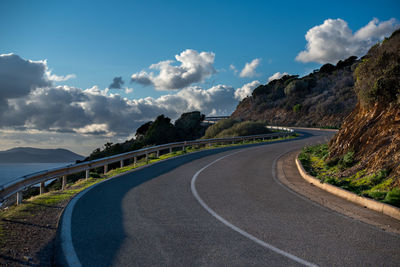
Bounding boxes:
296 18 400 64
1 82 239 137
46 71 76 82
0 55 239 137
131 49 216 90
234 80 260 101
268 72 289 82
109 76 124 89
239 58 261 78
0 53 51 100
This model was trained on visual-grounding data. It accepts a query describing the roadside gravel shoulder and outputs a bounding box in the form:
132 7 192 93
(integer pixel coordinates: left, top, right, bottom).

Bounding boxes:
0 193 70 266
276 150 400 235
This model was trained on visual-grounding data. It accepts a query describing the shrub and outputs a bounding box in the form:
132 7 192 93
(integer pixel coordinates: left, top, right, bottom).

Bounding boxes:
293 104 302 113
203 118 239 139
339 151 355 168
384 188 400 207
215 121 270 138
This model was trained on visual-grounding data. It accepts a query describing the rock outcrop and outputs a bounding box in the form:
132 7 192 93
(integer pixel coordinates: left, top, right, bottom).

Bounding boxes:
329 29 400 185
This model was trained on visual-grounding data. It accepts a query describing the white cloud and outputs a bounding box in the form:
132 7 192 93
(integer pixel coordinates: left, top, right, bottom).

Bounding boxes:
268 72 289 82
73 123 114 136
239 58 261 78
234 80 260 101
229 64 238 74
125 88 133 94
0 55 238 137
296 18 400 64
1 82 240 138
46 71 76 82
131 49 216 90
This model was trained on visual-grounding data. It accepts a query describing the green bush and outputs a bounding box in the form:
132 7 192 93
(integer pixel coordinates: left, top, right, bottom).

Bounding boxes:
203 118 240 139
383 188 400 207
293 104 302 113
215 121 270 138
340 151 355 168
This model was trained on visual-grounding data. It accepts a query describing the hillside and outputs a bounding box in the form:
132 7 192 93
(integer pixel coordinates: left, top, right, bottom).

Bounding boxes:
231 56 359 128
0 147 84 163
329 29 400 186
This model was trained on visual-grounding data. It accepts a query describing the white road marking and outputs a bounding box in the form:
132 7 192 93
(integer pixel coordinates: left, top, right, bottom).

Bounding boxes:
191 150 319 267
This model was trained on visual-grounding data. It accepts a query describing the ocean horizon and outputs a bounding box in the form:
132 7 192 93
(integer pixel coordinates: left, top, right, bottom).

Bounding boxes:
0 162 73 187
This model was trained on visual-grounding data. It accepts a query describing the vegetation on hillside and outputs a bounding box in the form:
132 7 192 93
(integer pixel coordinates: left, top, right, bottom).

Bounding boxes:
354 29 400 107
231 56 358 128
203 118 271 139
84 111 206 161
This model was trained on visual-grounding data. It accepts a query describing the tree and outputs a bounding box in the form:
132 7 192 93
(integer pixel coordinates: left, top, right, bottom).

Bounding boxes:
174 111 206 141
135 121 153 139
144 115 177 145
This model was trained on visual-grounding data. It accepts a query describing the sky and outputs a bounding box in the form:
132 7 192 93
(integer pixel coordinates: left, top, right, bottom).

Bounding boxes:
0 0 399 155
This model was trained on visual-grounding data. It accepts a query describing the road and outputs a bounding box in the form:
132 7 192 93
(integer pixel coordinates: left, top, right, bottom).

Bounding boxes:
58 129 400 266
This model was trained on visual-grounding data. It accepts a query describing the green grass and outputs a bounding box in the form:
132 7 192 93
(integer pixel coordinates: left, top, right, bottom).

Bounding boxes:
299 144 399 207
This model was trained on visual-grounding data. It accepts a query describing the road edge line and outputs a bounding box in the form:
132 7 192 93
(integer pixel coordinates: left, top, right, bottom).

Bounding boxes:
191 150 318 267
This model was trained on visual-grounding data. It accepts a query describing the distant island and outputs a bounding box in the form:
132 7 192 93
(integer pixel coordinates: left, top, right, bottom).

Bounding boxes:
0 147 84 163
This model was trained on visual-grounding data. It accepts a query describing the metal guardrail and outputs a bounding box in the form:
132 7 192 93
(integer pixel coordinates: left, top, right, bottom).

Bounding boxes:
0 126 294 206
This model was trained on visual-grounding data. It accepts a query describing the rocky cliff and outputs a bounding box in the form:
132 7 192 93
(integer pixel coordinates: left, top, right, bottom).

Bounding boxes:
329 29 400 185
231 56 359 128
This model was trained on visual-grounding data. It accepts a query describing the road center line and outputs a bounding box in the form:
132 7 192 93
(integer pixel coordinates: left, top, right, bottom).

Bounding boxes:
190 149 319 267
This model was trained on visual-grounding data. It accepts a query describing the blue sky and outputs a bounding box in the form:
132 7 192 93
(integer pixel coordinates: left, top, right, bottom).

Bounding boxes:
0 0 399 154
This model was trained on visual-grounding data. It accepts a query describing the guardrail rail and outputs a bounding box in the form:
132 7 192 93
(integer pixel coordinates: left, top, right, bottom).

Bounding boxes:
0 126 294 207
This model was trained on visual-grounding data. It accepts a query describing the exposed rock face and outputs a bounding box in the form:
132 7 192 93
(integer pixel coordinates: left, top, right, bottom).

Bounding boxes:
231 57 358 128
329 29 400 185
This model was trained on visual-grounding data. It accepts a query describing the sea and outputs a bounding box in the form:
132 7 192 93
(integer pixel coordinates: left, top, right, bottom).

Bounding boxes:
0 163 73 187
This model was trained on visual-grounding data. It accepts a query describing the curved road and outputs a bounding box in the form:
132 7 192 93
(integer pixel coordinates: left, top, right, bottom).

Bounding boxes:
58 130 400 266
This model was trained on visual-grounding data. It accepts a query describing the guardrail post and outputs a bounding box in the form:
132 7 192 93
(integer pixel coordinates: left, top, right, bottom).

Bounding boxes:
86 169 90 180
146 153 149 164
120 160 124 168
62 176 67 190
169 147 173 153
16 191 22 205
104 164 108 174
40 182 45 194
156 150 160 158
134 156 137 166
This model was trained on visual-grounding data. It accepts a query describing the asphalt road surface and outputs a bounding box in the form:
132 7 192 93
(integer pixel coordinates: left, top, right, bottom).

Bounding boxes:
58 129 400 266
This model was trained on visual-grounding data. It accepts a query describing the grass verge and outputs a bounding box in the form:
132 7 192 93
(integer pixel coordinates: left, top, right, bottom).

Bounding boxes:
299 144 400 207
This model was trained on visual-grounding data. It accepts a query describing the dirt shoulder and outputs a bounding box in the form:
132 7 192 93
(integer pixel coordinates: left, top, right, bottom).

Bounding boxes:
276 150 400 235
0 194 69 266
0 177 103 266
